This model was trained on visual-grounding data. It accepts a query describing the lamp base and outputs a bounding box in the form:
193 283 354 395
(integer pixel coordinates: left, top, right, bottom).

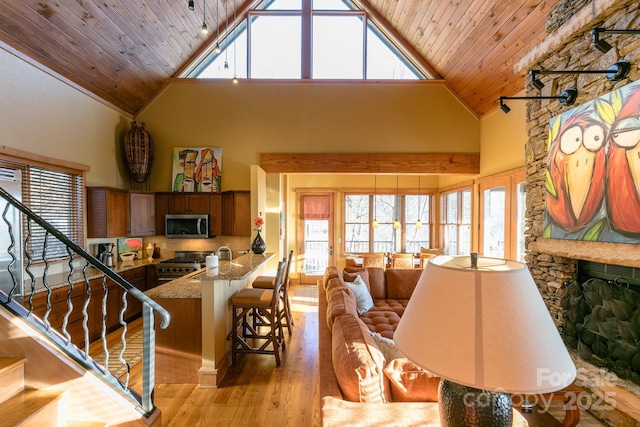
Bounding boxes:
438 378 512 427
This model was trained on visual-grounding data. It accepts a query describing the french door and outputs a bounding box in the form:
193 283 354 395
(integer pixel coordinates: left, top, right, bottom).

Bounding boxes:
297 192 335 284
478 169 526 261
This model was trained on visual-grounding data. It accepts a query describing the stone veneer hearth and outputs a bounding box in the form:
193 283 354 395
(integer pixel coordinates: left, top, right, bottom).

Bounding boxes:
515 0 640 425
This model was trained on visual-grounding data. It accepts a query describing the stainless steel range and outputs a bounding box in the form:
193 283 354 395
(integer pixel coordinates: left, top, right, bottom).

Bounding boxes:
155 251 209 283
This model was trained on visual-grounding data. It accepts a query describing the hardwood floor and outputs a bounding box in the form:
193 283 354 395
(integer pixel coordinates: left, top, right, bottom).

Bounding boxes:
123 283 606 427
129 283 321 427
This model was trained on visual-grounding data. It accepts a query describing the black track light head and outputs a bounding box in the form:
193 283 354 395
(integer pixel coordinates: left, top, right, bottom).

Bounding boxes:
188 0 195 11
591 28 640 53
497 88 578 114
499 98 511 114
529 71 545 90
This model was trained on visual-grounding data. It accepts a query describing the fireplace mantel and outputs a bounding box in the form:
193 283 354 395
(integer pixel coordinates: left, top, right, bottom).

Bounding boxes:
532 238 640 269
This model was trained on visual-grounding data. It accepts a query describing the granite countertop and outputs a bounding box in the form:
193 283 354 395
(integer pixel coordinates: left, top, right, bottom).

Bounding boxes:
27 258 162 292
145 252 274 299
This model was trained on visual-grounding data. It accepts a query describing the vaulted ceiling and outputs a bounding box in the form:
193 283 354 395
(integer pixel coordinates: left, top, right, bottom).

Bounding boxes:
0 1 562 118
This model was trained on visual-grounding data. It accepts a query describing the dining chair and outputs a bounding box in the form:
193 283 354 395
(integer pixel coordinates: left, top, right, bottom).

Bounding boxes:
419 253 436 268
391 253 414 269
362 253 385 269
230 260 287 366
252 250 294 331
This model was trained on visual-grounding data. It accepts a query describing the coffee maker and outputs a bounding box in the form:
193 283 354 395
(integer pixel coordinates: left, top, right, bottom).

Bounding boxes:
97 243 114 267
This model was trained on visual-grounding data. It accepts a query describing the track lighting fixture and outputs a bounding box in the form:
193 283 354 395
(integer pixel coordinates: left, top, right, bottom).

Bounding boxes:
591 28 640 53
498 88 578 114
188 0 195 11
529 60 630 90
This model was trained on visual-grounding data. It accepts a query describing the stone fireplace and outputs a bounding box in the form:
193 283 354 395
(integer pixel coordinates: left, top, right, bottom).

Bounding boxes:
515 0 640 425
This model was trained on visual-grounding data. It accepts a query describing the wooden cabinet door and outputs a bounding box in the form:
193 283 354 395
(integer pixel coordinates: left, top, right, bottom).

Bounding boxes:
130 192 155 236
107 190 129 237
167 194 189 214
167 193 210 214
120 266 146 321
87 187 129 238
209 193 222 236
222 191 251 236
155 193 168 236
87 278 107 343
187 194 210 214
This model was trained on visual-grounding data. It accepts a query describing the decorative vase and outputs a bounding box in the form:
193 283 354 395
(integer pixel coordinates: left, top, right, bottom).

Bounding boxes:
251 230 266 254
124 120 154 183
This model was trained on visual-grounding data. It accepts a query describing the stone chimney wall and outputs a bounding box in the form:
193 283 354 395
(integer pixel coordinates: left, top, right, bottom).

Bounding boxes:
516 0 640 424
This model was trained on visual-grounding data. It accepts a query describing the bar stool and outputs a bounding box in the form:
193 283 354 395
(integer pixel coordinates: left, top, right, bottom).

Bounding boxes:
252 250 294 331
230 260 286 366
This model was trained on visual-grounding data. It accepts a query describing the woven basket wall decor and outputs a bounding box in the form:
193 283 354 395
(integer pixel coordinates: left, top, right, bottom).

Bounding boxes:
124 121 154 183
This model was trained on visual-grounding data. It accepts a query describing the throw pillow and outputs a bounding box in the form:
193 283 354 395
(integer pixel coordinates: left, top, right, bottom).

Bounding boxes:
368 331 404 363
343 269 370 291
347 275 374 314
383 358 440 402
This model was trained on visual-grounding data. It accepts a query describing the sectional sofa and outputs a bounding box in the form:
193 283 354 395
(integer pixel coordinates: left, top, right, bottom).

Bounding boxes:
318 264 530 426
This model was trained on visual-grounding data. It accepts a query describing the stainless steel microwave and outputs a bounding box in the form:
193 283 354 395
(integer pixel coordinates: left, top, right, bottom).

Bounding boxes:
165 214 209 238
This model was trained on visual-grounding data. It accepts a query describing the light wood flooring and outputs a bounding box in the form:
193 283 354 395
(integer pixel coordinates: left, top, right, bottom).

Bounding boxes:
127 283 321 427
122 283 607 427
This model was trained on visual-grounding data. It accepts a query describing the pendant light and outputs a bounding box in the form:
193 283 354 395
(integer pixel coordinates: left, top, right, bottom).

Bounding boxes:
213 0 221 53
415 176 422 230
223 0 229 70
232 0 238 84
201 0 208 34
394 176 401 230
372 175 378 229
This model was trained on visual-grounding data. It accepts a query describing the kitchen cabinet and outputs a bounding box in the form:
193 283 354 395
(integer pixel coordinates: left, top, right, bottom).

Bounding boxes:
129 191 155 236
87 187 129 238
155 193 168 236
222 191 251 236
168 193 210 214
209 193 223 236
29 284 85 347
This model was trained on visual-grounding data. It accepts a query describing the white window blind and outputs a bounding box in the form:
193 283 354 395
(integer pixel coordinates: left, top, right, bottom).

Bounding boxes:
22 165 84 261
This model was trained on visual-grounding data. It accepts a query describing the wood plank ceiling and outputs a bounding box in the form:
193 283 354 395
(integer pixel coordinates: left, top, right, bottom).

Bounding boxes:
0 1 562 118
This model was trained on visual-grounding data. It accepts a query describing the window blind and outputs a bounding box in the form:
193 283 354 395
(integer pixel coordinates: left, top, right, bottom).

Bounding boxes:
301 195 331 220
22 165 84 261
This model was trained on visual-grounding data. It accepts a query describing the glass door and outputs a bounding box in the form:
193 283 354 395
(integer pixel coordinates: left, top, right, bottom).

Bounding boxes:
478 169 526 261
481 186 506 258
298 193 334 284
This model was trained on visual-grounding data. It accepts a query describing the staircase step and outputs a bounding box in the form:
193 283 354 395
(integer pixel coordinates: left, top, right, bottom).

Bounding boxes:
0 357 26 404
0 388 63 427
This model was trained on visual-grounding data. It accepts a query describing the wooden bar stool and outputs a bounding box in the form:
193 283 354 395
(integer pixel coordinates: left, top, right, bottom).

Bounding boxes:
251 250 294 331
230 261 286 366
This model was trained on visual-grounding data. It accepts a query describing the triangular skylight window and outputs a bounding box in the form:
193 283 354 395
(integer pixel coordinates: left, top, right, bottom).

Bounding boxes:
184 0 429 80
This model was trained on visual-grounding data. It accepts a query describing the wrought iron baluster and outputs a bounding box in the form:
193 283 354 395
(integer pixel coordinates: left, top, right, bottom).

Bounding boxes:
61 246 75 344
2 202 18 303
24 219 36 315
81 262 91 357
118 290 131 390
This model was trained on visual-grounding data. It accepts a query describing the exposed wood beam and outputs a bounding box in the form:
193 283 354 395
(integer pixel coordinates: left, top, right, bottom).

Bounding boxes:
259 153 479 175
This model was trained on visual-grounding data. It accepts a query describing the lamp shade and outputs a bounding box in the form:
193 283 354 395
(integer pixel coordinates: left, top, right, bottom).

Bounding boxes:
394 255 576 395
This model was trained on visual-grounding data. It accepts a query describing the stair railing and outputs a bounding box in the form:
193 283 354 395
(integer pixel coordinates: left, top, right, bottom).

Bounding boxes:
0 187 170 416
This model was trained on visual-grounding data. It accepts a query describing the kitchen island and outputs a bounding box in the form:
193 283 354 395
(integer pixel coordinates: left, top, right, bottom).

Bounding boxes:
145 252 274 387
